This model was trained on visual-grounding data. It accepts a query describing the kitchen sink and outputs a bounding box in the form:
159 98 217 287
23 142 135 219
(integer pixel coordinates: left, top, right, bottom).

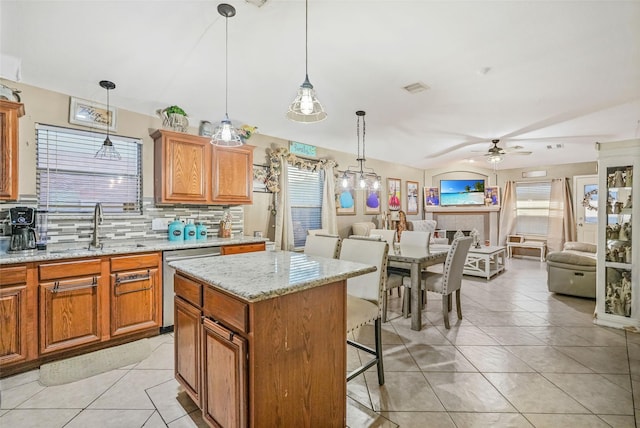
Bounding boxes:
48 242 146 254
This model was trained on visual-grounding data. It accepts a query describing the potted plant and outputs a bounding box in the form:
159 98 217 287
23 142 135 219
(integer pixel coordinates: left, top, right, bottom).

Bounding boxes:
161 105 189 132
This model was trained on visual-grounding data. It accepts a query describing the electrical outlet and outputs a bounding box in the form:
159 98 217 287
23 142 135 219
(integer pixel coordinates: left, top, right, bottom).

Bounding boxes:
152 218 169 231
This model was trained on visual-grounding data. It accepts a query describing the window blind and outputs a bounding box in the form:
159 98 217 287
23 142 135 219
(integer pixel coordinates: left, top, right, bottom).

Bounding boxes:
515 181 551 235
36 124 142 214
288 164 323 248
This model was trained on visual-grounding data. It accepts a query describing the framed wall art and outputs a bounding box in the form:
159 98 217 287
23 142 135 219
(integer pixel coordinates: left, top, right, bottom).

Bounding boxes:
424 187 440 206
406 181 419 214
336 171 356 215
252 164 269 192
69 96 117 131
364 181 381 215
387 178 401 211
485 186 500 206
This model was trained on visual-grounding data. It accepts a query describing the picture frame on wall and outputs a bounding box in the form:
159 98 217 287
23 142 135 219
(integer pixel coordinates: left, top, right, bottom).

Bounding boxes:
252 164 270 192
387 178 401 211
69 96 117 131
485 186 500 206
336 171 356 215
424 187 440 206
406 181 419 215
364 181 381 215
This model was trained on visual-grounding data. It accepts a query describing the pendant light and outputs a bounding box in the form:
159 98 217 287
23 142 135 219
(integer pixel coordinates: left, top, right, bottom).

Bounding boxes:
211 3 243 147
95 80 121 160
342 111 380 189
286 0 326 123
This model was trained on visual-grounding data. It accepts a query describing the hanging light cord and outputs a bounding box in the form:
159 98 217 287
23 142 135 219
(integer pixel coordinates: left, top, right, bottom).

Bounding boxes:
305 0 308 78
105 87 111 141
224 13 229 117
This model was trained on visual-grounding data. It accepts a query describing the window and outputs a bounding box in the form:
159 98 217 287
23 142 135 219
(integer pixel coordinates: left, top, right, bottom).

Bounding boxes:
515 181 552 235
36 124 142 214
288 164 323 248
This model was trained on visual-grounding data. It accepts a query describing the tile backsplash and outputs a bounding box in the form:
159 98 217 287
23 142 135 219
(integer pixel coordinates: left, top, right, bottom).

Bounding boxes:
0 196 244 246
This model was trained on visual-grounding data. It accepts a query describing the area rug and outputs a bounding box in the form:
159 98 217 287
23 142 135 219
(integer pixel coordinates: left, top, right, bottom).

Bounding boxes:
39 339 152 386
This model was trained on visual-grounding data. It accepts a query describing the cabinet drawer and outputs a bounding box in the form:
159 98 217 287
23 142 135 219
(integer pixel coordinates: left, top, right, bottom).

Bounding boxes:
39 259 102 281
220 242 265 255
111 253 160 272
203 287 248 334
175 274 202 307
0 265 27 286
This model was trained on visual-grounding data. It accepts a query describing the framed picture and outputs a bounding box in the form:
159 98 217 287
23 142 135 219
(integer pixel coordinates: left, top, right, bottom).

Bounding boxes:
424 187 440 206
485 186 500 206
364 181 381 215
69 97 117 131
252 164 269 192
387 178 401 211
336 171 356 215
406 181 419 215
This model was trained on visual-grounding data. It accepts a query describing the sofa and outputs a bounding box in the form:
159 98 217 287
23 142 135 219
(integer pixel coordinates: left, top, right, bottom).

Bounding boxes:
546 242 597 298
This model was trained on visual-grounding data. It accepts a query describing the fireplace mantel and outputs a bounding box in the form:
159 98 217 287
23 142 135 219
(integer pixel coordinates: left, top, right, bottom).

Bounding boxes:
425 206 501 213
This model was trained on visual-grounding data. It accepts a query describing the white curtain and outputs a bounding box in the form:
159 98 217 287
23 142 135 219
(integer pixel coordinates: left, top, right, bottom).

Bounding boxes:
321 164 338 235
274 155 295 251
547 178 577 252
498 181 517 245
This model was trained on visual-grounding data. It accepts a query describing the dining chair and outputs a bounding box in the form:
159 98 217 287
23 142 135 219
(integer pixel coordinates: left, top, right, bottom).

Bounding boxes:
399 230 431 247
370 229 404 322
304 234 341 259
339 237 388 385
422 236 472 329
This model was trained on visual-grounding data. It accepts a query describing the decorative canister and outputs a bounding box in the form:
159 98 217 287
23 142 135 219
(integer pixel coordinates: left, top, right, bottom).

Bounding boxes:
168 217 184 242
196 222 208 240
184 220 196 241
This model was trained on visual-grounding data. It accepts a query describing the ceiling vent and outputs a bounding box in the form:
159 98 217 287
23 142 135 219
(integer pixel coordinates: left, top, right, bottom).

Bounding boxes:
402 82 430 94
546 143 564 150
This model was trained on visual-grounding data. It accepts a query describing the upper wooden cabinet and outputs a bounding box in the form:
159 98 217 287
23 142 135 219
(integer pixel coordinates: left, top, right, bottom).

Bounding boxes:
0 100 24 201
152 129 253 205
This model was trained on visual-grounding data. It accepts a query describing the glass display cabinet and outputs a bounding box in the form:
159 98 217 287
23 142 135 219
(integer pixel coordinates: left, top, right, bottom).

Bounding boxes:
595 140 638 329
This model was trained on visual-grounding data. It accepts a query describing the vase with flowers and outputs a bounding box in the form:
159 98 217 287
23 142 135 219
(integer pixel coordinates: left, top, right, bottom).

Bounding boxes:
237 124 258 142
161 105 189 132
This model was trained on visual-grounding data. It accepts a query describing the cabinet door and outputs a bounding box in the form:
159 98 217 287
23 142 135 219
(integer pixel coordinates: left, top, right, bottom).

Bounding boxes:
0 100 24 201
39 275 101 354
201 317 247 428
0 266 28 364
175 296 201 405
110 267 160 336
154 130 211 204
220 242 265 256
211 145 253 204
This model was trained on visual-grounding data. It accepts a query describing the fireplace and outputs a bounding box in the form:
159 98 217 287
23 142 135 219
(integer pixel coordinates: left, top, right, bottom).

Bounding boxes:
424 206 500 246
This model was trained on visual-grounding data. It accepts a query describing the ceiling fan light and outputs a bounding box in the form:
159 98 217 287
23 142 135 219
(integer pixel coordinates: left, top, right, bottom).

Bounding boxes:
487 154 504 164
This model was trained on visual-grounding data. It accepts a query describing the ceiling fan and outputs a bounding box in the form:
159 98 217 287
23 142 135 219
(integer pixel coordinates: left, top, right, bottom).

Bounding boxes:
472 139 532 164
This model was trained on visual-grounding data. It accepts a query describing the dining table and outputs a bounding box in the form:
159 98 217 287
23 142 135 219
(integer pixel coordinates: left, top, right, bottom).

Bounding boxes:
387 244 450 331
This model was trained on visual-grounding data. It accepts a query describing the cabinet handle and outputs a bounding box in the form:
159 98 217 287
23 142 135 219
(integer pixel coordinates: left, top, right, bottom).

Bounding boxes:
115 269 151 285
52 276 98 293
114 270 154 296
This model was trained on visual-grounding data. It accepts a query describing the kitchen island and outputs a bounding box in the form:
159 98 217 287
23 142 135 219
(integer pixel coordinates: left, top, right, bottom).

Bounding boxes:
170 251 375 428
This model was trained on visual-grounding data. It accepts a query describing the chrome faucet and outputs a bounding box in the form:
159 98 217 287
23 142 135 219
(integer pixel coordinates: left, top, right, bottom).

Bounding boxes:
90 202 103 249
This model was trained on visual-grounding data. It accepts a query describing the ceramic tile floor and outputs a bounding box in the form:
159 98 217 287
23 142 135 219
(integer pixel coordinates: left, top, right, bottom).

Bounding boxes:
1 257 639 427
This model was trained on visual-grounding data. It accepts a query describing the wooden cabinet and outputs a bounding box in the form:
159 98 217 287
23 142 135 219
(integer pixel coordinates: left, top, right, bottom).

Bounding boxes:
152 129 253 205
174 272 346 427
0 100 24 200
211 145 253 204
201 317 247 428
38 259 103 354
0 265 34 365
110 253 162 336
220 242 265 256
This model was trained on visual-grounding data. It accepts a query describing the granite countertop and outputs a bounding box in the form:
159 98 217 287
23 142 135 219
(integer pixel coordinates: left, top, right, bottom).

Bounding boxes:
0 236 268 265
170 251 376 302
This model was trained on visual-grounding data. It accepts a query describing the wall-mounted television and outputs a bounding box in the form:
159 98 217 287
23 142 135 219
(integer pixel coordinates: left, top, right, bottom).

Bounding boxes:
440 179 485 206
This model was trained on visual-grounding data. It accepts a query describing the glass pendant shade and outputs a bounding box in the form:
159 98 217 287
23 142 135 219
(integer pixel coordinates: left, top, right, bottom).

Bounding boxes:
95 80 121 160
211 115 243 147
287 75 327 123
487 154 504 164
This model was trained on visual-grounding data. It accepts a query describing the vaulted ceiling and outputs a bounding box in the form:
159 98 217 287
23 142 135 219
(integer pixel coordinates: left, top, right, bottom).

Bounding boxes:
2 0 639 170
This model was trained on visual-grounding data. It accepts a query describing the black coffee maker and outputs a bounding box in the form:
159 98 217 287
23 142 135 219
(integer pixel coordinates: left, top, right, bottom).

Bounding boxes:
9 207 37 252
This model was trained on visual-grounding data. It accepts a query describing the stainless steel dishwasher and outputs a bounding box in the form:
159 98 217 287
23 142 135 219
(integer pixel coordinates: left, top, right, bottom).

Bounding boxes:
162 246 221 329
